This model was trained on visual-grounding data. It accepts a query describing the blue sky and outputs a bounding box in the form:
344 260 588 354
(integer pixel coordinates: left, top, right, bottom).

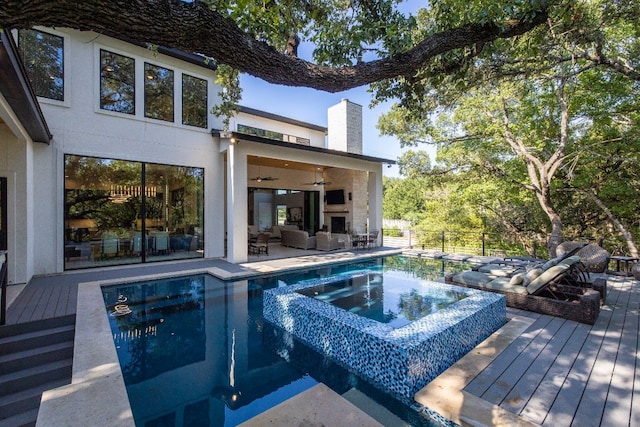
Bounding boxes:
239 74 410 177
237 0 432 179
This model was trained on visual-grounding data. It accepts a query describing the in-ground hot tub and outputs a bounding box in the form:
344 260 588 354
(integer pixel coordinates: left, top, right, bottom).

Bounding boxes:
264 270 506 399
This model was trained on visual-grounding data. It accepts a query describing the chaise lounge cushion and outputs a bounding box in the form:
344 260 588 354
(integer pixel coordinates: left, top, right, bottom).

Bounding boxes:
541 256 561 271
526 263 571 295
477 264 521 277
451 271 494 287
483 277 528 294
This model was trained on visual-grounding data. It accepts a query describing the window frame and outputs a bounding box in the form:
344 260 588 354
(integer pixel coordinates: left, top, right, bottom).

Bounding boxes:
144 62 175 123
99 49 136 115
16 28 66 103
181 73 208 129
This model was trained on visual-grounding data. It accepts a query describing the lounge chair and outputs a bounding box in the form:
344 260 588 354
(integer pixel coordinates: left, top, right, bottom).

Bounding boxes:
447 256 604 324
557 241 610 273
473 245 592 288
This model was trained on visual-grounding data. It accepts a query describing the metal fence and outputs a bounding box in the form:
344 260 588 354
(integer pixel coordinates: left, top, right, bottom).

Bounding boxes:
381 229 636 259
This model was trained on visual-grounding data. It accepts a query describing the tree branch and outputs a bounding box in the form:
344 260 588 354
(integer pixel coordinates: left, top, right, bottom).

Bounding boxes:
0 0 549 92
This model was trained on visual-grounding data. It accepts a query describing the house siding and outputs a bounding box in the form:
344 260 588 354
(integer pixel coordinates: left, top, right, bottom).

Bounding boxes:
24 28 227 276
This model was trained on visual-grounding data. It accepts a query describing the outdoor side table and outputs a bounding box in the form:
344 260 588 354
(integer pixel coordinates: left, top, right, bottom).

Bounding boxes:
609 256 639 276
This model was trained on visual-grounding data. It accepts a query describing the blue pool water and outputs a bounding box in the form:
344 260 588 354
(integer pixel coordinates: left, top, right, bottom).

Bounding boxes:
101 256 489 427
297 271 468 328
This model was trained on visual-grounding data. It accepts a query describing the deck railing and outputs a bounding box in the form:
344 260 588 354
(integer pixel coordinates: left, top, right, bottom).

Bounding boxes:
380 229 627 259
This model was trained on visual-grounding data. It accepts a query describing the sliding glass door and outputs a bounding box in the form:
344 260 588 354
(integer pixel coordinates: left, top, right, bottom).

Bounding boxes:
249 188 319 234
64 155 204 270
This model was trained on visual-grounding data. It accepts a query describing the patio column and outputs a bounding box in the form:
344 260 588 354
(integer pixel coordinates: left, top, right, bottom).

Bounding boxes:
226 141 248 263
367 165 383 245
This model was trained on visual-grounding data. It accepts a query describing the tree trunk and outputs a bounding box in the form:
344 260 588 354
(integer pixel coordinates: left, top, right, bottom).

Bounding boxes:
583 188 639 257
498 80 571 258
534 188 564 257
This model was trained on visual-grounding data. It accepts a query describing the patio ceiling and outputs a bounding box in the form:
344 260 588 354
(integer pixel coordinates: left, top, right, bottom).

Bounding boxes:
248 155 322 173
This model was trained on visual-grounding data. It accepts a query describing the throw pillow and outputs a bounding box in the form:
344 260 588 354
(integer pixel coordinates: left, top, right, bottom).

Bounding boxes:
523 268 543 287
509 272 525 286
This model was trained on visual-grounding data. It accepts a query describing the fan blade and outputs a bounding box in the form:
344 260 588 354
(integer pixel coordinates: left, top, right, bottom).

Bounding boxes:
302 181 331 185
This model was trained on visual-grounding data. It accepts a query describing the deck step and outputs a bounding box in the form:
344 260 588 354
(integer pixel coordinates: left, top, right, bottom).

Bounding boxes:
0 315 75 338
0 341 74 375
0 317 75 427
0 358 73 396
0 377 70 420
0 407 39 427
0 324 75 355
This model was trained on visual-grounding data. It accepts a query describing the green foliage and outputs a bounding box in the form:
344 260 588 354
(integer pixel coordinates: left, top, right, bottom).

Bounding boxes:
383 227 402 237
379 0 640 254
211 64 241 130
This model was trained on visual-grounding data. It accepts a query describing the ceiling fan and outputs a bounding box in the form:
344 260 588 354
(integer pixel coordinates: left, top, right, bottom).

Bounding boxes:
303 170 331 186
250 165 278 182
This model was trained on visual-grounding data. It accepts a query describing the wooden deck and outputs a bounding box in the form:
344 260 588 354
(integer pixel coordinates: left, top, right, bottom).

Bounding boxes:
3 256 639 426
464 273 639 426
3 257 247 324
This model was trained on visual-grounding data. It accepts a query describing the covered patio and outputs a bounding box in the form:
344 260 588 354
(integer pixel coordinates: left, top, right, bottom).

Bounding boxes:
216 130 390 263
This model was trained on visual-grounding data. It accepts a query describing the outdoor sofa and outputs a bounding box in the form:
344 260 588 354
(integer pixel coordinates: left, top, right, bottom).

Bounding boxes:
446 255 605 324
280 229 317 250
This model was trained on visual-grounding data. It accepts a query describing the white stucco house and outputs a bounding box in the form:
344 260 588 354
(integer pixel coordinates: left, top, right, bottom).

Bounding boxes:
0 27 392 286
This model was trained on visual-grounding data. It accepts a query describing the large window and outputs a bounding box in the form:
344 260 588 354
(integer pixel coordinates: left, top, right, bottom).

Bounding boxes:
64 155 204 270
237 124 310 145
18 29 64 101
100 50 135 114
182 74 208 128
144 63 174 122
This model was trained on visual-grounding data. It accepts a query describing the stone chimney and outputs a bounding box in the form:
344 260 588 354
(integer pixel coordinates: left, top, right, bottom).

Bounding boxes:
327 99 362 154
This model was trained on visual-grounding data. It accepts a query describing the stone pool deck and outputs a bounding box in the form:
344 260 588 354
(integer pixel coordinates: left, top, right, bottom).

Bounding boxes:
3 248 640 426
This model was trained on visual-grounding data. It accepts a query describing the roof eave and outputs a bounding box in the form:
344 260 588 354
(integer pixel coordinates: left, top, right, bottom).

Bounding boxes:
0 30 52 144
212 130 396 165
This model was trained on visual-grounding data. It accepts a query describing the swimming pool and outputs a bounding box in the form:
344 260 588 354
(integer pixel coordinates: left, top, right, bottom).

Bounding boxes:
100 255 503 426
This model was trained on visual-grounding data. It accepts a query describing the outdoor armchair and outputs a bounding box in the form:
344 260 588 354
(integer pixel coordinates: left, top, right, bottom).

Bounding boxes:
316 232 344 251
